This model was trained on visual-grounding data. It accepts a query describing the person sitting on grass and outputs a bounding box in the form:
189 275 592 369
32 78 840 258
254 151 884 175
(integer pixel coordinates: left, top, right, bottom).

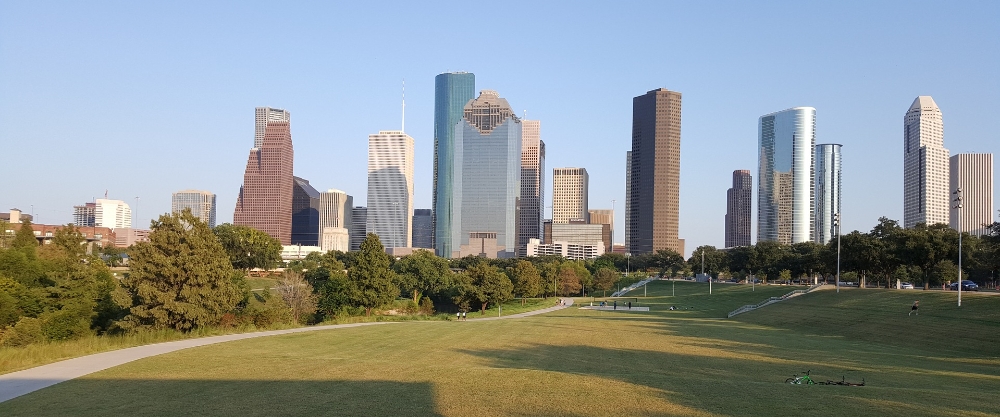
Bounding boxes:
908 300 919 316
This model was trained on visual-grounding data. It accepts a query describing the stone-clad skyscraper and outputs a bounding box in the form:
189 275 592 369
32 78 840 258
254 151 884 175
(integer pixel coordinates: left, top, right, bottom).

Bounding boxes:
433 72 476 257
949 153 994 236
367 130 414 249
518 120 545 257
627 89 683 256
171 190 216 228
758 107 815 245
904 96 949 228
725 170 752 248
552 168 589 224
235 108 294 244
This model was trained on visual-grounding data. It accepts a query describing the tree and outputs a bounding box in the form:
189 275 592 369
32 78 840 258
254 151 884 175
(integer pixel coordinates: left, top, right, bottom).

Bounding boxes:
213 222 282 271
509 260 542 304
394 249 452 304
592 267 618 297
11 219 38 260
114 211 242 331
349 234 398 316
688 246 728 278
465 263 513 314
275 271 317 324
556 263 582 296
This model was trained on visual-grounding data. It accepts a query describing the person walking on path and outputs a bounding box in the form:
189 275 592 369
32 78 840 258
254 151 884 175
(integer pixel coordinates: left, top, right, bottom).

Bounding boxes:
462 311 467 321
909 300 919 316
613 300 617 310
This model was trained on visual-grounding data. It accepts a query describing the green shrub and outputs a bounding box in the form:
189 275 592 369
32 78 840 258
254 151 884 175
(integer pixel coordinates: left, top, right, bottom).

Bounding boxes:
1 317 44 347
419 297 435 315
41 308 93 341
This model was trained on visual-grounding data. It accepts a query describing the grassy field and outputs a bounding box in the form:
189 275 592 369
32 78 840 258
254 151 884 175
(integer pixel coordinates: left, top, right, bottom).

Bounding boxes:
2 281 998 416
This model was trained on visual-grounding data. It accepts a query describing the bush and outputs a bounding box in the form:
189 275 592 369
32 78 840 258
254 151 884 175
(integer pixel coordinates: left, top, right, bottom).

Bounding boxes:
1 317 44 347
41 308 93 341
419 297 435 315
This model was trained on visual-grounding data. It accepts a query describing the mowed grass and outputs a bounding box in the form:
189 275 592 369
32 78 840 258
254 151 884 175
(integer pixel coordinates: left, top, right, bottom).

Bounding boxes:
2 281 998 416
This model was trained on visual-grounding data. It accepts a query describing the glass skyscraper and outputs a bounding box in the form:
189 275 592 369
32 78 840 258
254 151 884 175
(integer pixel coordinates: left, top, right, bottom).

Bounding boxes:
447 90 522 258
814 144 842 244
433 72 476 258
758 107 815 244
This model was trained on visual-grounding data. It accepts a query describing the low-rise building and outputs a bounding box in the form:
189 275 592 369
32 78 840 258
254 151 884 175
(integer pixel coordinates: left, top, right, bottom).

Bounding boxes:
526 238 604 260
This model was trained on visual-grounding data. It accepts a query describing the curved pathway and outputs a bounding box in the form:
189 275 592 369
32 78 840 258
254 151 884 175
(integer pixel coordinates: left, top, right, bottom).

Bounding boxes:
0 300 573 403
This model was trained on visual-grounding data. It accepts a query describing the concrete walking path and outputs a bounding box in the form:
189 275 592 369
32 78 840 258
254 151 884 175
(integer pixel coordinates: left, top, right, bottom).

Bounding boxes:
0 300 571 403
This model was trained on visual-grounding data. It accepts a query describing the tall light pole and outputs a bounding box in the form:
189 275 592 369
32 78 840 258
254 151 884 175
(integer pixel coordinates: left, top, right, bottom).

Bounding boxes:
702 249 711 295
953 187 963 307
834 212 841 294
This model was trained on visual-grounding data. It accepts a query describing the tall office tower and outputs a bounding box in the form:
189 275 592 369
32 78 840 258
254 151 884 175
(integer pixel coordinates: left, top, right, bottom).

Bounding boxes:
950 153 994 236
725 170 752 248
349 206 367 251
367 130 414 249
234 108 294 244
588 209 614 253
624 151 631 252
814 145 842 244
94 199 132 230
553 168 589 224
445 89 522 258
627 89 683 255
171 190 217 228
319 189 353 252
412 209 433 249
518 120 545 257
758 107 816 244
904 96 950 228
290 177 320 246
73 203 96 227
255 107 290 148
433 72 476 257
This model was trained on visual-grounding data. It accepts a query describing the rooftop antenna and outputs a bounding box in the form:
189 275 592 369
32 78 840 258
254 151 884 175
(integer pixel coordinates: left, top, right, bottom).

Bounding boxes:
523 110 527 119
401 78 405 133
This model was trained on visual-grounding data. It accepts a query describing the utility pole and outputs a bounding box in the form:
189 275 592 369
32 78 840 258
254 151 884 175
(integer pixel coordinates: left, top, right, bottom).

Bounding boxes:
953 187 963 307
835 213 841 294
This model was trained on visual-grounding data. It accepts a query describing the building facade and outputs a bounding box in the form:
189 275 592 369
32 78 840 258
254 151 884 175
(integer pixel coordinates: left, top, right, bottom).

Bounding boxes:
904 96 950 228
725 170 752 248
171 190 217 228
412 209 433 249
291 177 320 246
526 238 604 260
94 199 132 230
73 203 96 227
758 107 815 244
319 189 353 252
950 153 994 236
588 209 614 253
518 120 545 257
814 144 842 244
350 206 367 251
234 108 294 244
367 130 414 249
624 151 631 253
627 89 683 255
255 107 290 148
445 90 522 258
433 72 476 258
552 168 589 224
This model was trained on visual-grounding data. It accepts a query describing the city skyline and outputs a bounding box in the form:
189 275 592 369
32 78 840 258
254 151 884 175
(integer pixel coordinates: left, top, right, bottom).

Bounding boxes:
3 2 998 257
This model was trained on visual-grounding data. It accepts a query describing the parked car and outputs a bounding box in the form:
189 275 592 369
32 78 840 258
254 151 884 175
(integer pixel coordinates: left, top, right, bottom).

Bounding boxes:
949 280 979 291
901 282 914 290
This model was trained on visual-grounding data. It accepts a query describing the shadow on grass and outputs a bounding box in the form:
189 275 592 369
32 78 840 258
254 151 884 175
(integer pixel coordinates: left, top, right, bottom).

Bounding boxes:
0 379 441 417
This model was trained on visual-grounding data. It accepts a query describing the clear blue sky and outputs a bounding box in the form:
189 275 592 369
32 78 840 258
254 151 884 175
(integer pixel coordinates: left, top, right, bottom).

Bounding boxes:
2 1 998 257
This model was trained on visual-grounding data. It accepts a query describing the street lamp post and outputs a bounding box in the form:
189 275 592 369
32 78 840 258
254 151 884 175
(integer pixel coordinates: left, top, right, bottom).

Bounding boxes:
953 187 963 307
834 213 841 294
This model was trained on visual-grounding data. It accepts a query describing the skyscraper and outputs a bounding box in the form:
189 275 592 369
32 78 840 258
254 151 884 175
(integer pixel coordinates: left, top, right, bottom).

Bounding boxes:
588 209 614 253
624 151 631 252
255 107 290 148
291 177 320 246
367 130 414 249
433 72 476 258
234 108 294 244
950 153 994 236
725 170 752 248
94 199 132 230
627 89 683 255
814 144 842 244
446 90 522 258
171 190 217 228
73 203 96 227
319 189 353 252
350 206 367 251
904 96 950 228
412 209 433 249
758 107 815 244
553 168 589 223
518 120 545 257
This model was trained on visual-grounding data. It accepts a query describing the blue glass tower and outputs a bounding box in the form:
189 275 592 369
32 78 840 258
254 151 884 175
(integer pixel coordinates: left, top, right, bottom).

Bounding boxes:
758 107 816 244
433 72 475 257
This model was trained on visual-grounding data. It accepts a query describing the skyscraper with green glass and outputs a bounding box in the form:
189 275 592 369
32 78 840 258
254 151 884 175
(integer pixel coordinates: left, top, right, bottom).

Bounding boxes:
433 72 475 257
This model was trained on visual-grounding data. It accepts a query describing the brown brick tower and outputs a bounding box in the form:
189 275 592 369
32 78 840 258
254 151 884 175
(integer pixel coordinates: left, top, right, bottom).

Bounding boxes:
234 112 293 244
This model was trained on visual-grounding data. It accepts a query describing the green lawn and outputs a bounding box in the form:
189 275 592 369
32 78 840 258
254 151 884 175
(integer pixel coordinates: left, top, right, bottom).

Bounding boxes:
3 281 998 416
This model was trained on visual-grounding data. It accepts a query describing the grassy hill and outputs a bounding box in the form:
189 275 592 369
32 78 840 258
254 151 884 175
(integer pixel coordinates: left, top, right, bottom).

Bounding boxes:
3 281 998 416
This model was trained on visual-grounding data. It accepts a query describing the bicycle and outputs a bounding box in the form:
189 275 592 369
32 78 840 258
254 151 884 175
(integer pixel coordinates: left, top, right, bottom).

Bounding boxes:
785 370 818 385
823 376 866 386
